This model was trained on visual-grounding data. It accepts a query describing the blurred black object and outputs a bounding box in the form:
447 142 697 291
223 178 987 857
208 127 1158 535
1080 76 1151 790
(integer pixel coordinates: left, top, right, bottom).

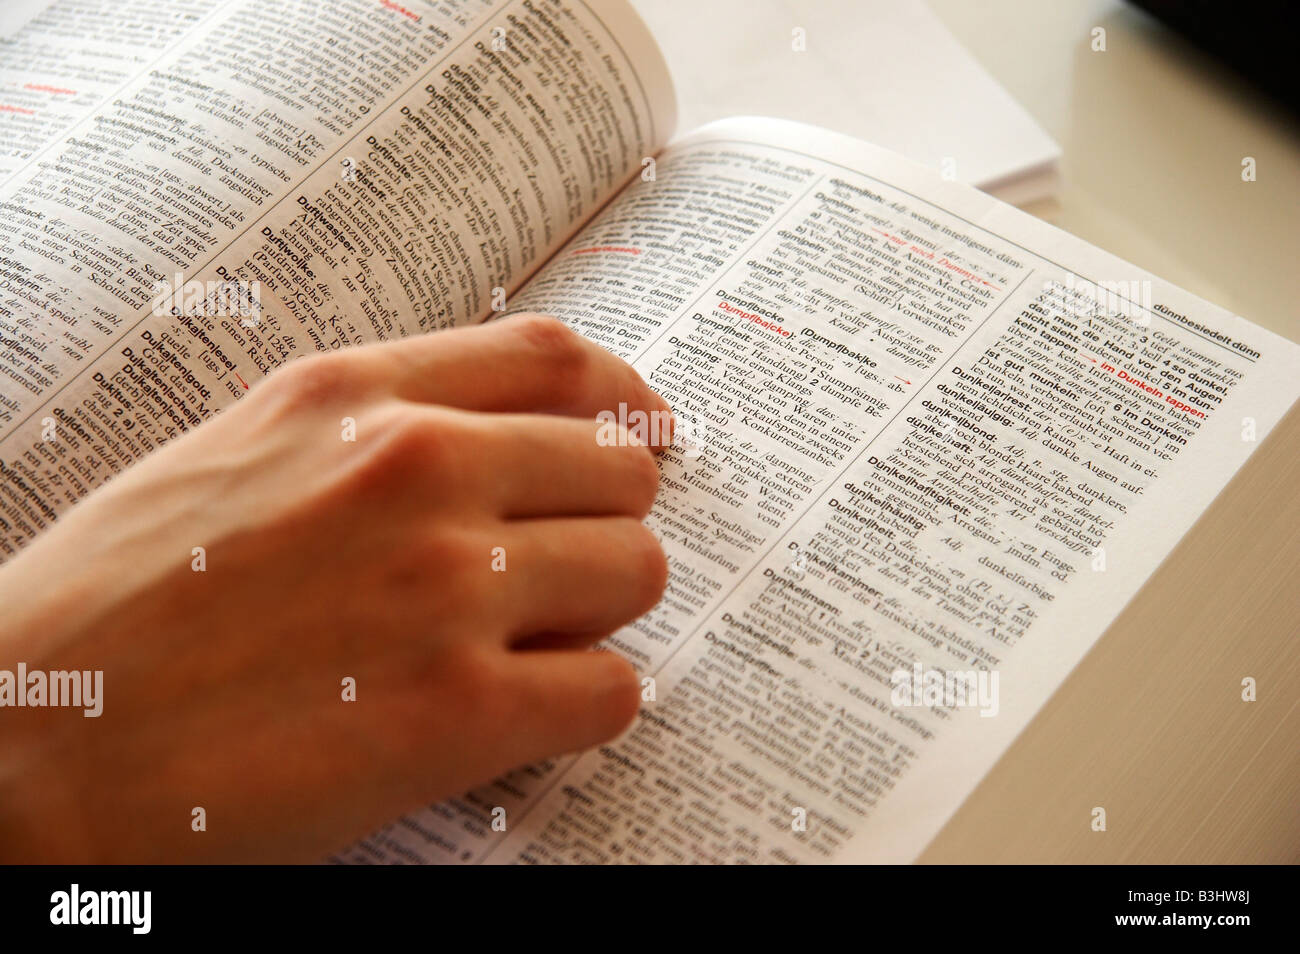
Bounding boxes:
1127 0 1297 111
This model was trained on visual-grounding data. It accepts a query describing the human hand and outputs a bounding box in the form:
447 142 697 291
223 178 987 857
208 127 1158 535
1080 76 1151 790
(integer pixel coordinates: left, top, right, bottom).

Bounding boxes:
0 314 670 862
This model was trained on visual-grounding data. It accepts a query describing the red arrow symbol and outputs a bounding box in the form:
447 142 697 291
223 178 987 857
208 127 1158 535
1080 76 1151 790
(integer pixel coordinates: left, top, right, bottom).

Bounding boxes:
234 372 249 389
894 376 912 385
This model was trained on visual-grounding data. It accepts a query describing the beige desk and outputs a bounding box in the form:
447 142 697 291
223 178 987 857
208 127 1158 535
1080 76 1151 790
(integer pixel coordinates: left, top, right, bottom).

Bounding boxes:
918 0 1300 863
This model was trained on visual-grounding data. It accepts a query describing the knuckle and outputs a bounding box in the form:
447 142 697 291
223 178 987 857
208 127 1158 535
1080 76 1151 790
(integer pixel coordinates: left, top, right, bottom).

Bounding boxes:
383 527 478 605
620 362 655 407
510 313 576 351
376 407 462 472
342 407 461 500
441 646 510 723
510 314 588 395
265 353 354 410
437 532 494 613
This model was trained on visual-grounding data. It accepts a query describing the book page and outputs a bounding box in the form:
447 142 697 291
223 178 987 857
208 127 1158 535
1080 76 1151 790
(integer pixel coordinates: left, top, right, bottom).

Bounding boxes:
343 117 1298 863
0 0 674 560
0 1 227 179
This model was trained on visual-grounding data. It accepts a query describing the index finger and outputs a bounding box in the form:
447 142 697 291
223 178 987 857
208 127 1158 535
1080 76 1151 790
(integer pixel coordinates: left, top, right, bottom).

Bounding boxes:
368 314 673 446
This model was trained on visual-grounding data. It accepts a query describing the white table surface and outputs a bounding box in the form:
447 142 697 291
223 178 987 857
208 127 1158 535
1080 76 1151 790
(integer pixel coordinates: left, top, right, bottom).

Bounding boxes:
922 0 1299 863
930 0 1299 340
